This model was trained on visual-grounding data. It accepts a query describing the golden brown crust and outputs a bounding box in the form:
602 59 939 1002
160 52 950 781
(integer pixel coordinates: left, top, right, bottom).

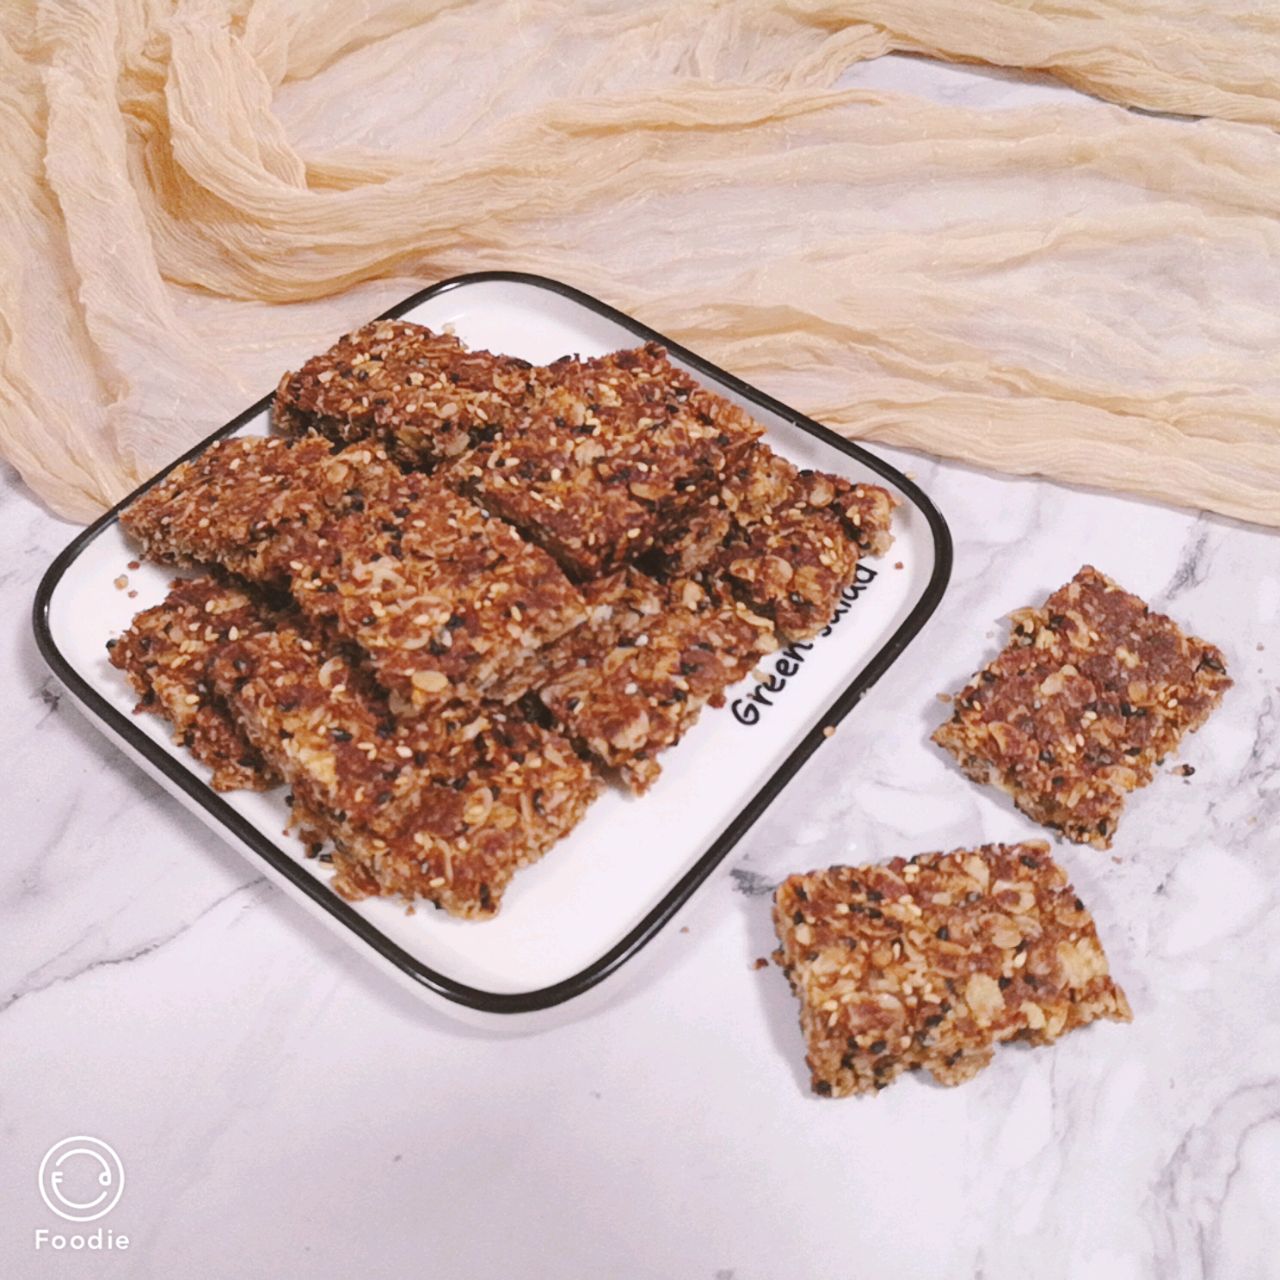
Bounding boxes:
773 842 1132 1097
273 320 539 467
933 565 1232 848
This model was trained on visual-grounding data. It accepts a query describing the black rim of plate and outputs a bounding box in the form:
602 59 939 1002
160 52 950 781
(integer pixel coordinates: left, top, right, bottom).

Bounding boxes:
32 271 954 1015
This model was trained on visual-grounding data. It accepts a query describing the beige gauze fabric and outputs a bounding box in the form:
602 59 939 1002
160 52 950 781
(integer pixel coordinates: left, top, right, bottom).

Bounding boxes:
2 0 1279 525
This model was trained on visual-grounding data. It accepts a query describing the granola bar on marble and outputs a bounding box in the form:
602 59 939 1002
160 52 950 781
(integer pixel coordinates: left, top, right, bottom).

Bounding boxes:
933 565 1231 848
773 841 1131 1097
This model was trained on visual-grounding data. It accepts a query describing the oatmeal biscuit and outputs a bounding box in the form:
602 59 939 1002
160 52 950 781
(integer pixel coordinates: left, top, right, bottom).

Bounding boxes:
447 344 762 578
933 566 1231 847
274 320 539 467
107 576 279 791
288 472 586 710
773 841 1131 1097
537 571 776 792
715 444 896 640
211 627 599 917
120 435 400 583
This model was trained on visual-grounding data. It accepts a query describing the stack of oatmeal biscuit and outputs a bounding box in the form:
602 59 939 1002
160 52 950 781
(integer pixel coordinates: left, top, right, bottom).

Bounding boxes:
110 321 897 918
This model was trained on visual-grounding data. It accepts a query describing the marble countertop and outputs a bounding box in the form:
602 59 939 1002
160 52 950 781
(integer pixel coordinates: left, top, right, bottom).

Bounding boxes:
2 56 1278 1280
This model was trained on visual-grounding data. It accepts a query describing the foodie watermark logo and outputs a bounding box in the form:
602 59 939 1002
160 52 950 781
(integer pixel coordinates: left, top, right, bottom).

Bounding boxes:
38 1136 124 1221
34 1136 130 1253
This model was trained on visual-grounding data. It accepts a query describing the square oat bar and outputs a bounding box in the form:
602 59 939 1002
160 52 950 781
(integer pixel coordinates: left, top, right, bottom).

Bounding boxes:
210 627 599 918
933 565 1231 848
715 444 897 641
536 570 776 793
288 472 586 711
447 344 762 579
107 576 279 791
120 435 400 584
773 842 1131 1098
274 320 539 468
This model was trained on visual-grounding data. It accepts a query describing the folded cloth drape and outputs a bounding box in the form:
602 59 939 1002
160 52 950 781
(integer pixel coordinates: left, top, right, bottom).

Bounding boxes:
3 0 1279 526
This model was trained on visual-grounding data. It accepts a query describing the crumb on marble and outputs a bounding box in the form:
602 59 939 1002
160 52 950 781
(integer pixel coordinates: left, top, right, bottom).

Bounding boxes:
753 956 770 970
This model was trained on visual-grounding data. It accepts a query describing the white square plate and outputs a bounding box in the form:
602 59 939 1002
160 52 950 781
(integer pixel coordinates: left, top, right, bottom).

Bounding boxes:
34 273 952 1027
